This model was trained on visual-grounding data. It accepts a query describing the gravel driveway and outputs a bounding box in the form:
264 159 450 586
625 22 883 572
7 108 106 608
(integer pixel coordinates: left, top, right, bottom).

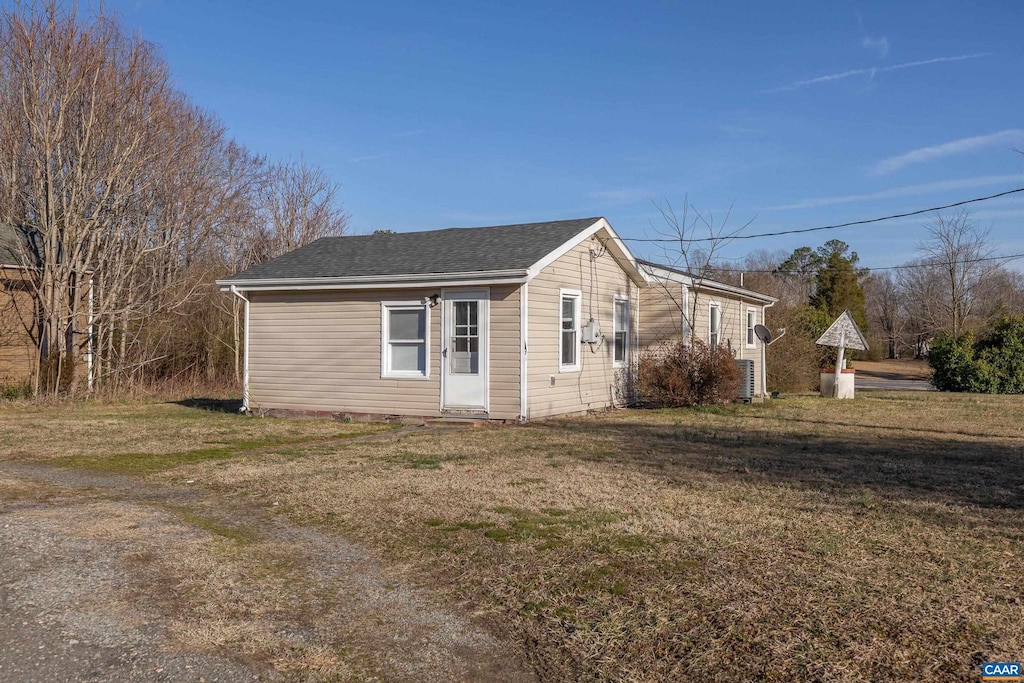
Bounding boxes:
0 461 535 682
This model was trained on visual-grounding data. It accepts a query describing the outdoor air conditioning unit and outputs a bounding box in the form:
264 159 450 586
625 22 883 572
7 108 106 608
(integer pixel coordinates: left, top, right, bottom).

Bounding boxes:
735 359 755 401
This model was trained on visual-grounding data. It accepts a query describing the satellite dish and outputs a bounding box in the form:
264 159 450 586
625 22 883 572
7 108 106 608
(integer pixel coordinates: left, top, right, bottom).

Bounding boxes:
754 324 773 345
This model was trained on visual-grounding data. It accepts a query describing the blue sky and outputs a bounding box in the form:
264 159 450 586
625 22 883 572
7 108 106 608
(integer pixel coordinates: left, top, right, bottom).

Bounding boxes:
97 0 1023 268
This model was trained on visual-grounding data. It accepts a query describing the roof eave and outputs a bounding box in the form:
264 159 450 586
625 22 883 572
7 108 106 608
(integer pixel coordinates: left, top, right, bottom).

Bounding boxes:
640 263 778 304
217 268 530 292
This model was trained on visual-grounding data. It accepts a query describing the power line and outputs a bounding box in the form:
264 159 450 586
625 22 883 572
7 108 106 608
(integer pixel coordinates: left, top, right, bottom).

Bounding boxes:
706 251 1024 274
622 186 1024 244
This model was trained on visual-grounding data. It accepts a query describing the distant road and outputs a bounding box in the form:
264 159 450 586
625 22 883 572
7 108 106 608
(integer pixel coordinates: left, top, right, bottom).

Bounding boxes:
856 377 934 391
853 360 935 391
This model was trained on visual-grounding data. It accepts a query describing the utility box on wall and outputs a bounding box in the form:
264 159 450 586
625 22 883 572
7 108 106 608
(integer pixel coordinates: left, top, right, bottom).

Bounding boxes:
581 319 602 344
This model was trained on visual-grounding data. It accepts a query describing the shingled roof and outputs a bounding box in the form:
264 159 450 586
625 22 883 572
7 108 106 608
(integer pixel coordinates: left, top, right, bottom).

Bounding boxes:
222 217 603 283
0 224 42 268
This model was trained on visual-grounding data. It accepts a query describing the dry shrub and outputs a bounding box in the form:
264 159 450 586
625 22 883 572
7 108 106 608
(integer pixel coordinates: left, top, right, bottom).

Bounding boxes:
766 303 831 393
637 339 740 406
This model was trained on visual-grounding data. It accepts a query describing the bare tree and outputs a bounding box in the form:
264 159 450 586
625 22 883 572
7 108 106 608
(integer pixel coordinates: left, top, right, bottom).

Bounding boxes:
254 158 349 263
863 271 905 358
647 197 752 342
0 2 350 394
912 209 998 338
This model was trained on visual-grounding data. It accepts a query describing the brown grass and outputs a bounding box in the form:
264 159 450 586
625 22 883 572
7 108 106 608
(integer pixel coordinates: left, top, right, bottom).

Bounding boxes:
15 394 1024 680
0 399 387 461
150 392 1024 681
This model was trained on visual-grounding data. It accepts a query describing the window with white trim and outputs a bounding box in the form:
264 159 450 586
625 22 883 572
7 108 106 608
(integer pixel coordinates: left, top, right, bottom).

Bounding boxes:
559 290 581 371
746 308 757 348
613 296 629 367
381 302 428 378
708 303 721 348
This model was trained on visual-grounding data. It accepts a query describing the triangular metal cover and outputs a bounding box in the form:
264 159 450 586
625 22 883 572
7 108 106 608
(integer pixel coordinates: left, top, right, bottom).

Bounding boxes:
815 310 869 350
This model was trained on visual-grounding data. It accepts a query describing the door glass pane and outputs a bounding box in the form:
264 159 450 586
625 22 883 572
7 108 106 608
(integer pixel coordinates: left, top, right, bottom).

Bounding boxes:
450 301 479 374
390 308 424 340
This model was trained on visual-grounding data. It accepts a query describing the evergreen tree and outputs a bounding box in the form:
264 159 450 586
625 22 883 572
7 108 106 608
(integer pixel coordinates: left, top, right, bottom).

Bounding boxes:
809 240 868 330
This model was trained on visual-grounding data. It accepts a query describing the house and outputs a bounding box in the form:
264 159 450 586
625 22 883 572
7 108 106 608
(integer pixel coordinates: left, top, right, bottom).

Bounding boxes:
0 224 40 385
0 223 93 389
639 260 777 397
217 217 777 421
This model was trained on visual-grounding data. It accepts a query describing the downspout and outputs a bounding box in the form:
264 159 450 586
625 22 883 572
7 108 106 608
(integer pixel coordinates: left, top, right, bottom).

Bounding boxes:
229 285 250 413
761 300 775 398
519 282 528 421
633 281 640 405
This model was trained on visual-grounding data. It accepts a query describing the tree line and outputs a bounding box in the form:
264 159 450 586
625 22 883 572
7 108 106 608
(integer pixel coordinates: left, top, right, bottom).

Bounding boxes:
0 2 347 396
715 209 1024 392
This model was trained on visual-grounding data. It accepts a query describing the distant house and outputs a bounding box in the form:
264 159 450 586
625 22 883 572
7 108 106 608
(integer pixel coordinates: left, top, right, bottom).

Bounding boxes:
0 223 93 389
0 224 40 385
218 217 777 420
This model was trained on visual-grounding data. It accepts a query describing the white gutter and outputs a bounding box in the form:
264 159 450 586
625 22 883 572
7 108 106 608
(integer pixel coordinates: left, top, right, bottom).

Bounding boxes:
229 285 250 413
640 263 778 305
633 282 640 404
519 281 528 421
216 269 529 292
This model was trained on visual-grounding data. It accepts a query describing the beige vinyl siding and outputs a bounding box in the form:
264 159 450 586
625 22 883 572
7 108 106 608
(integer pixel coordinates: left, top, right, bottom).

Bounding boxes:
527 232 638 418
485 286 522 419
247 285 520 419
638 281 687 351
639 283 767 396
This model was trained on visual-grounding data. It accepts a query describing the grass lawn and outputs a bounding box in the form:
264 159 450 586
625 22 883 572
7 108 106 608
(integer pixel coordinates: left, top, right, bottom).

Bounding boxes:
5 392 1024 680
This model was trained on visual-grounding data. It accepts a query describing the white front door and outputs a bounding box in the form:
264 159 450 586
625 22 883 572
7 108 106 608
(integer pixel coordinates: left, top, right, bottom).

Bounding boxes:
442 290 488 411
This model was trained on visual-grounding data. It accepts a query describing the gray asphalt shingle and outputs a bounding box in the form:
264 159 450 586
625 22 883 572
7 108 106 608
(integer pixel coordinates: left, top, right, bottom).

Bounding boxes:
222 217 602 282
0 224 41 268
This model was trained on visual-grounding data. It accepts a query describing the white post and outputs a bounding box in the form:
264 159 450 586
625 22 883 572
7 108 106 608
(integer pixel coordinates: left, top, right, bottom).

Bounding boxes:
832 330 846 399
761 335 767 398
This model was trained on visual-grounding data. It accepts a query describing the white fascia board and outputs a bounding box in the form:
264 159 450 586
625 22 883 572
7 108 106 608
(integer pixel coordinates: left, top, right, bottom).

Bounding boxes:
217 269 529 293
596 223 648 285
641 263 695 289
524 218 647 285
639 263 778 304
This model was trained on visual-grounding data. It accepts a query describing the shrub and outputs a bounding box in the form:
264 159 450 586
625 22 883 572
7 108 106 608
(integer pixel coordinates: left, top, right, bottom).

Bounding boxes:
0 379 32 400
929 317 1024 393
766 304 831 393
977 317 1024 394
637 340 741 407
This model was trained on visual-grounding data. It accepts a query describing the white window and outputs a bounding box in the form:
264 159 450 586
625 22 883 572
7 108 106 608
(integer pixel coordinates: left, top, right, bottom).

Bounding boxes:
746 308 757 348
613 296 629 367
559 289 581 371
381 302 429 378
709 303 721 348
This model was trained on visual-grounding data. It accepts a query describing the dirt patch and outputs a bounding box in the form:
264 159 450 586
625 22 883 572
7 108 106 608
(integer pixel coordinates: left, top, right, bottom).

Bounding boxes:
1 461 535 681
